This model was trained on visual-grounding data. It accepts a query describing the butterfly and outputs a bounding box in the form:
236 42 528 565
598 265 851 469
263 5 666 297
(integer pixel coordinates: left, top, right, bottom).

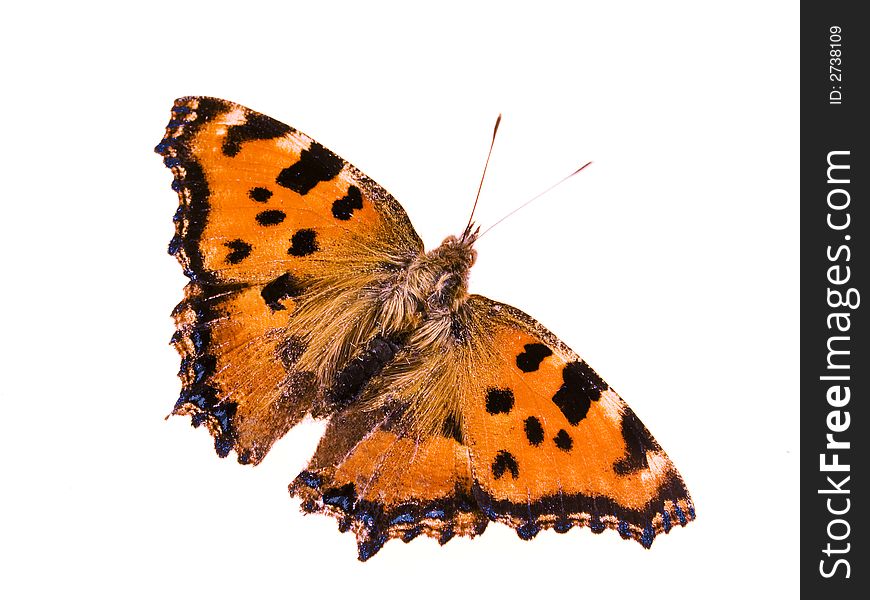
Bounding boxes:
156 97 694 561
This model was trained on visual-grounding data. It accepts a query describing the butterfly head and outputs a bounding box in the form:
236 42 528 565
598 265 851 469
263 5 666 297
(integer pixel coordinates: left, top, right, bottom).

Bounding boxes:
415 231 478 313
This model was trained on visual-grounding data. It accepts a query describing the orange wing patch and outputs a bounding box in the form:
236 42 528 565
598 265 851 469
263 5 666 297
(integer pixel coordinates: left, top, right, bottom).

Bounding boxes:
290 405 487 560
461 296 694 546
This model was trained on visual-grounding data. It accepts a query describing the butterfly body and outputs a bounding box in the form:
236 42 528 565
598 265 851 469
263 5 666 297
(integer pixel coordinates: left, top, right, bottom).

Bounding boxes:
157 97 694 560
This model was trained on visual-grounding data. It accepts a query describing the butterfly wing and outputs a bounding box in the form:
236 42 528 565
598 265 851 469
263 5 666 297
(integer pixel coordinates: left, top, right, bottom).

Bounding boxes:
157 97 423 463
460 295 694 547
291 401 488 561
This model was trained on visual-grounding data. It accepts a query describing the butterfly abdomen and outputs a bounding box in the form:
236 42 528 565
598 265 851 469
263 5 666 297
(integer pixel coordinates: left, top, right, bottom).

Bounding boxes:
326 336 404 410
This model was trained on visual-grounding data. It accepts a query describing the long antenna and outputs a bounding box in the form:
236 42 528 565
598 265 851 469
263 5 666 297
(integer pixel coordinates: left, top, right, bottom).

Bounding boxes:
477 161 592 239
462 114 502 240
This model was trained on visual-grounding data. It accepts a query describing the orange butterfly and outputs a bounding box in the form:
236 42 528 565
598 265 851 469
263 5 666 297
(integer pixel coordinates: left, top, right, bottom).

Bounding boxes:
156 97 694 560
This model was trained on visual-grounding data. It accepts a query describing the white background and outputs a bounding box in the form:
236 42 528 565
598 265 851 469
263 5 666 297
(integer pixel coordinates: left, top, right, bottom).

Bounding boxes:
1 2 799 598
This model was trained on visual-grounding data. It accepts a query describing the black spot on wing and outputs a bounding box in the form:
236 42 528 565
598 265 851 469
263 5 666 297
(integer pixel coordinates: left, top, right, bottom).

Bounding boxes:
613 409 659 475
551 360 606 425
491 450 519 480
276 142 344 195
256 210 286 226
524 416 544 446
441 413 464 444
331 186 364 220
289 228 318 256
223 113 292 157
553 429 573 451
249 187 273 203
516 343 553 372
485 388 514 415
261 273 304 311
224 239 252 264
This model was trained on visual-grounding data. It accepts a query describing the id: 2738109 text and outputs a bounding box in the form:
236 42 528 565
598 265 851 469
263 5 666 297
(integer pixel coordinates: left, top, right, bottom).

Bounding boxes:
828 26 844 105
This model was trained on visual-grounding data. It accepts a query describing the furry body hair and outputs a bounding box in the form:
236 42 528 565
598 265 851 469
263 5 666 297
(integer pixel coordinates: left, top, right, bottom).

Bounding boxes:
286 231 485 436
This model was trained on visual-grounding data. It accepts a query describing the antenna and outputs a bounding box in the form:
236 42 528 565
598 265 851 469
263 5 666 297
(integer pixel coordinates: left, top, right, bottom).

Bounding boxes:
462 114 502 241
477 161 592 239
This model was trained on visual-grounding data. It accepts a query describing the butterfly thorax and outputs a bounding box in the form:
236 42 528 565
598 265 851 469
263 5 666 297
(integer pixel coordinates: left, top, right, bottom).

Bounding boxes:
369 232 478 356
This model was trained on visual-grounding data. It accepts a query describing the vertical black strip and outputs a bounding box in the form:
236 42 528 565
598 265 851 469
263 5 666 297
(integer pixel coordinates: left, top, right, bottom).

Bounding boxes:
802 4 867 596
